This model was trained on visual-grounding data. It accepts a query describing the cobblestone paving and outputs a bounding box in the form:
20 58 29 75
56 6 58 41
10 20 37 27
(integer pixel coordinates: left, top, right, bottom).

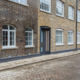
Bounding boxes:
0 54 80 80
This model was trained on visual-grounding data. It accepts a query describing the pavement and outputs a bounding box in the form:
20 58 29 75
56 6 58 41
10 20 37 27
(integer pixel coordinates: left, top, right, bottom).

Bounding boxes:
0 50 80 71
0 51 80 80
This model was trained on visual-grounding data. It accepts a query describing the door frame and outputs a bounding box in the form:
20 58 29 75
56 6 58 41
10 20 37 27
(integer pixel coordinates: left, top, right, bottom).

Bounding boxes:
40 26 51 54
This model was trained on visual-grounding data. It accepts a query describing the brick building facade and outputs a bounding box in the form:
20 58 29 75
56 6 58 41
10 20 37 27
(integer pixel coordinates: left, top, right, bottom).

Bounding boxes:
0 0 80 58
0 0 38 58
38 0 80 53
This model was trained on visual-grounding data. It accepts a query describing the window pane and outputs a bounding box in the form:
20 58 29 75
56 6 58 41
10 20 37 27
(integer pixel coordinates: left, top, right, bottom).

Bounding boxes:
10 0 18 3
2 25 16 48
29 42 32 45
56 0 64 16
77 10 80 22
68 32 73 44
68 6 74 20
26 41 28 45
3 25 8 29
29 32 32 36
10 31 15 46
10 0 27 5
77 32 80 43
25 28 32 31
21 0 27 5
3 31 8 46
10 26 15 30
56 30 63 44
25 28 33 46
40 0 51 12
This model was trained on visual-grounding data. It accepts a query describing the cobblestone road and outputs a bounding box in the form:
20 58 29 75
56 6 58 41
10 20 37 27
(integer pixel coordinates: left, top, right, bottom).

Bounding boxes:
0 54 80 80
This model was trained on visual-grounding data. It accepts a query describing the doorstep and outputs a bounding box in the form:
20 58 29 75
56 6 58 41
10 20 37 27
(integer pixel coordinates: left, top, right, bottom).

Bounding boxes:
0 50 80 71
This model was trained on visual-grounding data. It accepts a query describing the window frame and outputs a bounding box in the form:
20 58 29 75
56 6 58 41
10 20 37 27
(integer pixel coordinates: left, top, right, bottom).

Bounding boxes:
9 0 28 6
2 25 16 49
56 29 64 45
77 32 80 44
40 0 51 13
68 6 74 20
68 31 74 45
25 28 34 48
56 0 64 17
77 10 80 22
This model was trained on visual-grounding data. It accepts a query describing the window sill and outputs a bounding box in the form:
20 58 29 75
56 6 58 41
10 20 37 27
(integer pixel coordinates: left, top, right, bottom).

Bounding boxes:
2 46 18 50
9 1 29 7
18 3 29 7
56 43 64 46
77 43 80 44
68 18 74 21
56 14 64 18
25 45 35 48
68 43 74 45
40 9 51 14
77 21 80 23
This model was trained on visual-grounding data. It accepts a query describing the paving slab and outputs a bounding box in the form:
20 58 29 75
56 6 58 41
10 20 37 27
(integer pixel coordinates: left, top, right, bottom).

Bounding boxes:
0 52 80 80
0 50 80 71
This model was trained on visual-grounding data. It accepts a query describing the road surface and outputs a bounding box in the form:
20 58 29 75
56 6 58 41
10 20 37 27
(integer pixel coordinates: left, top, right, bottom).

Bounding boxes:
0 54 80 80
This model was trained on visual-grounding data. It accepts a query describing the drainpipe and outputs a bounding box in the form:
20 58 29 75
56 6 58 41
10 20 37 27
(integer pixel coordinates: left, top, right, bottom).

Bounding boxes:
75 0 78 50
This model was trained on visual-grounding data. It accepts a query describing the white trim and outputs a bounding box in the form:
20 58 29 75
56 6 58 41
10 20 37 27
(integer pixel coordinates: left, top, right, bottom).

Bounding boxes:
9 0 28 6
25 45 34 48
68 43 74 45
25 28 34 48
77 10 80 22
56 43 64 46
56 29 64 45
2 46 18 50
2 25 16 48
68 31 74 45
68 6 74 20
77 43 80 44
40 0 51 13
40 9 51 14
56 0 64 17
56 29 64 31
77 32 80 44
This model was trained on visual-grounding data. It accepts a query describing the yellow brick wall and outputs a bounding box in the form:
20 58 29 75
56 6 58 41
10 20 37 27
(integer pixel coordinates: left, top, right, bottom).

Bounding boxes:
37 0 80 53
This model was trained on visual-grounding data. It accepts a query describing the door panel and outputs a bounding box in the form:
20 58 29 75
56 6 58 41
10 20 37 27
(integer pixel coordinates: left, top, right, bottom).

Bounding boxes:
40 30 44 53
40 28 50 54
45 30 50 52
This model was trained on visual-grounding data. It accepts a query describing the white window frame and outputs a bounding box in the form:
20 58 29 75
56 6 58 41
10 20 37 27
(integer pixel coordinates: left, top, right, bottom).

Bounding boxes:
56 29 64 45
68 6 74 20
25 28 34 48
40 0 51 13
77 32 80 44
56 0 64 17
68 31 74 45
2 25 16 49
77 10 80 22
10 0 27 6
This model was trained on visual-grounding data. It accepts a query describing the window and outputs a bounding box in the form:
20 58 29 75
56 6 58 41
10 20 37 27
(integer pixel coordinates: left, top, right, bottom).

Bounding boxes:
2 25 16 49
77 10 80 22
68 6 74 20
56 0 64 17
40 0 51 13
56 29 63 45
68 31 73 45
25 28 33 47
10 0 27 5
77 32 80 44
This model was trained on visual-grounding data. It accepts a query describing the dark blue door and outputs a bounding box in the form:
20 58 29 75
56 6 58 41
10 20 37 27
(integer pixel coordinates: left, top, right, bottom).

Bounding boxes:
40 27 50 54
